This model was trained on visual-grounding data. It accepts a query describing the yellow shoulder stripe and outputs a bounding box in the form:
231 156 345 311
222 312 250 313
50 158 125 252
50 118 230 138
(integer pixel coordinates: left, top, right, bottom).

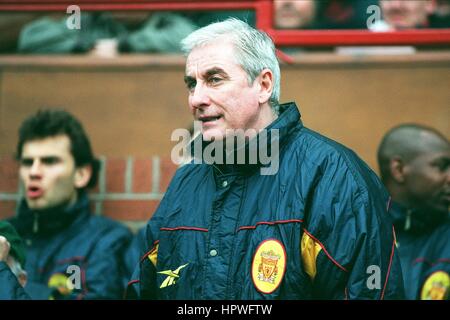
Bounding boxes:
301 232 322 281
147 243 159 267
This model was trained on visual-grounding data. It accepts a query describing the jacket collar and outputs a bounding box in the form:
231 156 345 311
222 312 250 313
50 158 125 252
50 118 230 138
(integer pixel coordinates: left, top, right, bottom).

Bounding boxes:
190 102 302 176
12 192 90 237
390 200 449 235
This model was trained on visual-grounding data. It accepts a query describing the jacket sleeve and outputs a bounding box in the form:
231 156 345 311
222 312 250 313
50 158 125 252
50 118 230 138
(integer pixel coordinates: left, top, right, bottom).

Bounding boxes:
24 281 53 299
122 227 147 290
23 226 132 300
35 225 132 300
125 174 176 299
75 226 133 299
125 201 169 299
0 261 31 300
301 157 405 299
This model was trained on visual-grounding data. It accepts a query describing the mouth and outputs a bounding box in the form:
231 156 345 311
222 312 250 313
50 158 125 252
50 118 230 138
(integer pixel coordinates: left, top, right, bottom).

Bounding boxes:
198 115 222 125
27 186 44 199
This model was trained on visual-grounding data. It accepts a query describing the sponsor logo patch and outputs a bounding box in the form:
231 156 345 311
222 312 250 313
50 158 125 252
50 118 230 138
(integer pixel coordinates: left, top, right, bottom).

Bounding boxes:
157 263 189 289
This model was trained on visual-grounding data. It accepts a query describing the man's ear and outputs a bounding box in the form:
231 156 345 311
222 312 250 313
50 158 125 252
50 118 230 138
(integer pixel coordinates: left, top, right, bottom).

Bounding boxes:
390 156 406 183
74 164 92 189
257 69 273 105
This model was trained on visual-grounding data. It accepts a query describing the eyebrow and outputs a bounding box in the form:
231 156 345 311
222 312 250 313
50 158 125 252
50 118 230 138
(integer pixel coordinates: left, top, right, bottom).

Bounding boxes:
204 67 228 79
20 155 61 161
184 67 229 84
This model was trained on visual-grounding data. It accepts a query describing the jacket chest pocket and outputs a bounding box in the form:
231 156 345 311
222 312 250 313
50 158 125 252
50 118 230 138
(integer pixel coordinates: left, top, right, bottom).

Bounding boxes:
43 257 87 297
229 220 309 299
155 226 209 298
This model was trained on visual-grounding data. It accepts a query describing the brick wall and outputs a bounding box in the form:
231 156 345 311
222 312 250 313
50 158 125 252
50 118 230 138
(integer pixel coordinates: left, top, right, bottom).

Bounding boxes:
0 156 178 232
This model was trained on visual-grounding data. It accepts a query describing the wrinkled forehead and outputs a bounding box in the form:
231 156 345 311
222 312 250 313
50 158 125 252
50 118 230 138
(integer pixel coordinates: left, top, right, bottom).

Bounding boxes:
185 41 241 76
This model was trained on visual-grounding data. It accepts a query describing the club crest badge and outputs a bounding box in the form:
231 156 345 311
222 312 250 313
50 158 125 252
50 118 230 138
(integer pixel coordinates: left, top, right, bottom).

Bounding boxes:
420 271 449 300
251 239 286 294
48 273 73 298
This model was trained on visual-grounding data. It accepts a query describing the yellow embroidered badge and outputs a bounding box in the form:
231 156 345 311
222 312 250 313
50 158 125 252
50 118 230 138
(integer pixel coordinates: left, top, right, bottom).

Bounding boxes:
420 271 449 300
251 239 286 294
48 273 73 297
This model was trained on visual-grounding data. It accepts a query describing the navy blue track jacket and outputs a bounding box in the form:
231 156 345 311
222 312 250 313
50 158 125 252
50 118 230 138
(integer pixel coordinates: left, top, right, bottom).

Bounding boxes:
127 102 404 299
391 201 449 300
8 193 132 299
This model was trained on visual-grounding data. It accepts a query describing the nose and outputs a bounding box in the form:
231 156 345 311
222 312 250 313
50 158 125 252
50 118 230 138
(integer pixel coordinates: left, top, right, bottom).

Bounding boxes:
29 159 43 179
189 81 210 111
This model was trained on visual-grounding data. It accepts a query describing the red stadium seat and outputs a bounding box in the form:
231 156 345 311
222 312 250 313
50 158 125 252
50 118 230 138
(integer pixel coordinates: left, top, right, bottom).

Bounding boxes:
0 0 449 46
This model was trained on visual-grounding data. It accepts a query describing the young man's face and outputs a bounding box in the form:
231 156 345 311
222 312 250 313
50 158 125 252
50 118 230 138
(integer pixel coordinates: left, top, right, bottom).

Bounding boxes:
185 41 269 141
402 141 450 215
19 135 80 211
380 0 432 29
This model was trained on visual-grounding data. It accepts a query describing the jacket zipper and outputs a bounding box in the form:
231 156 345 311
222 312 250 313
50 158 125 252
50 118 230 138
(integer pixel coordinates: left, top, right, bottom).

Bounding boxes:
404 209 412 231
33 214 39 234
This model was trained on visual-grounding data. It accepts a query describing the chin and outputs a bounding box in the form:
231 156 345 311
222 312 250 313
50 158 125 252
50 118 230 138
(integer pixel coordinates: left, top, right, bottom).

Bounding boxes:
204 135 226 142
202 129 225 141
27 201 46 210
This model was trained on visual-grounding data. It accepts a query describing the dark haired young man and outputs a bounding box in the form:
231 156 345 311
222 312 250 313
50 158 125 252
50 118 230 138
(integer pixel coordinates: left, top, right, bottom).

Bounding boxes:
9 109 132 299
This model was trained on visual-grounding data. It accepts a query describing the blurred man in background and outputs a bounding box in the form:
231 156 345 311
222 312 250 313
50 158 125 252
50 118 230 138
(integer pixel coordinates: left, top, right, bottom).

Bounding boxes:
17 11 197 54
274 0 318 29
371 0 436 31
429 0 450 28
9 109 132 299
378 124 450 300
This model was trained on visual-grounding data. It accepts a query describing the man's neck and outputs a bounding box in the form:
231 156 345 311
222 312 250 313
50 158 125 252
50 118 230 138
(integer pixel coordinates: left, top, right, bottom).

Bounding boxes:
258 104 278 130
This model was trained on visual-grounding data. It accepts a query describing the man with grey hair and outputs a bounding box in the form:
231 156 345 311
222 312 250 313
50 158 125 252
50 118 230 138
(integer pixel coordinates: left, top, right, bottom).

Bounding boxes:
377 124 449 300
127 18 404 299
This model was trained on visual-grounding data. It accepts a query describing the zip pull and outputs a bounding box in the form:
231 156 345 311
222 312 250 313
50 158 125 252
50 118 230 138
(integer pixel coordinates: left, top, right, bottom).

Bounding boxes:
33 214 38 233
404 209 412 231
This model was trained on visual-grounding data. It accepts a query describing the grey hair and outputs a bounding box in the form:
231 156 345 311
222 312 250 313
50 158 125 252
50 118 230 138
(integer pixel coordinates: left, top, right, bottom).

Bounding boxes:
181 18 280 112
